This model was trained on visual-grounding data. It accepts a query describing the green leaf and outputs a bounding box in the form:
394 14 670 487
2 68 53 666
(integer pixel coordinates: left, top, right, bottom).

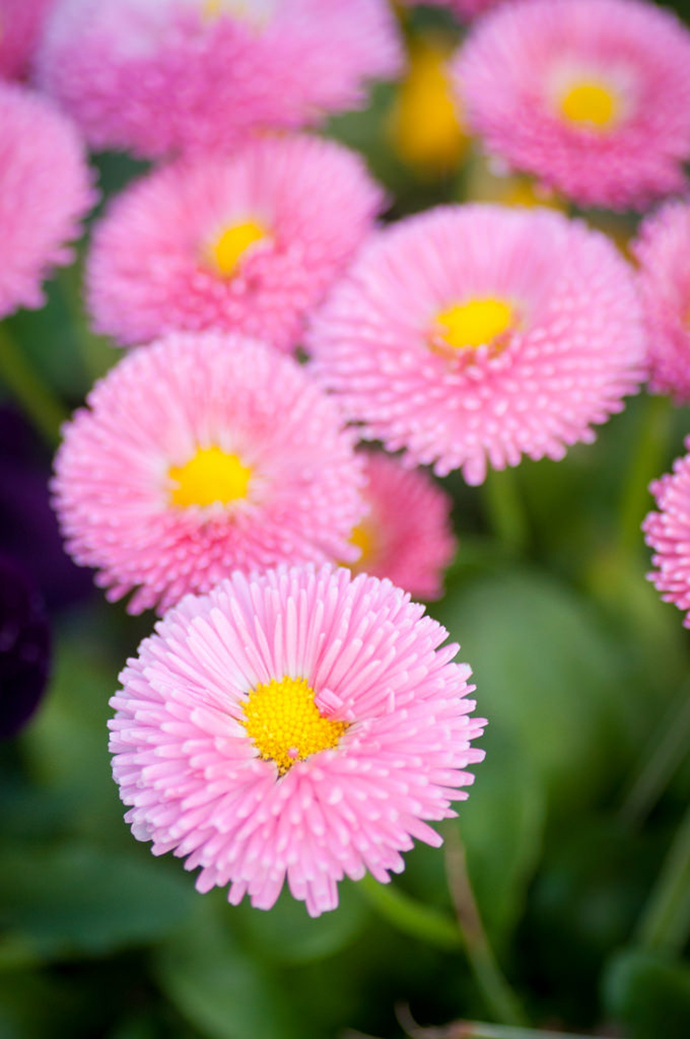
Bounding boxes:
434 567 632 812
604 949 690 1039
154 898 301 1039
0 842 196 960
235 878 369 965
459 731 545 944
22 638 126 844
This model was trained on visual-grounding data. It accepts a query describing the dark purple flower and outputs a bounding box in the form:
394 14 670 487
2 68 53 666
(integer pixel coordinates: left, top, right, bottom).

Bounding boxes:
0 553 51 740
0 406 92 612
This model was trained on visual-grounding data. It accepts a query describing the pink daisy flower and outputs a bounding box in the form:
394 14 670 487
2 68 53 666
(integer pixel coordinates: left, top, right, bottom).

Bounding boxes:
455 0 690 211
86 134 385 352
346 451 456 600
644 447 690 627
0 0 53 81
631 200 690 405
38 0 402 159
0 81 95 319
307 204 646 485
109 563 485 916
52 332 365 615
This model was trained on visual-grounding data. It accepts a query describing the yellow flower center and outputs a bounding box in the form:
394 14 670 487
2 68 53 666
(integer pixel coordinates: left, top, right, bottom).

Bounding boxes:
168 446 252 508
241 676 349 775
206 220 267 278
201 0 273 25
435 298 514 351
559 80 618 130
349 521 376 566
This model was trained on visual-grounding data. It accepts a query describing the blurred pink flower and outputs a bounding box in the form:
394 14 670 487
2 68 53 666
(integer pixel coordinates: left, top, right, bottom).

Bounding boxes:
52 332 365 614
109 563 484 916
0 0 53 80
644 448 690 627
455 0 690 210
0 81 95 319
307 204 646 485
86 134 385 352
38 0 402 158
347 451 456 600
632 200 690 405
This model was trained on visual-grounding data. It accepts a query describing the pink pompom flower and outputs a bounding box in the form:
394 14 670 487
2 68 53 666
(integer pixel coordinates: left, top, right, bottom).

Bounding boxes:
455 0 690 211
52 332 365 615
307 204 646 485
644 447 690 627
632 200 690 405
0 81 95 319
86 134 385 352
109 563 485 916
346 451 456 600
38 0 402 159
0 0 53 80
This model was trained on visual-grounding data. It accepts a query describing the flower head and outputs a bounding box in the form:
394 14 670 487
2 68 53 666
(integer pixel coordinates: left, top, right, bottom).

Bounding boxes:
38 0 402 158
455 0 690 210
347 452 456 599
0 0 53 80
109 563 484 916
0 80 95 319
307 204 646 485
387 36 468 179
644 446 690 627
0 554 51 741
86 134 385 352
631 200 690 405
52 332 365 614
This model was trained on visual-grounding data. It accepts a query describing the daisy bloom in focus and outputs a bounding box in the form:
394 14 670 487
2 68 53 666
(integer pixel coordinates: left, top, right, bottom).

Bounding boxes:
0 81 95 319
632 200 690 404
387 36 468 179
307 204 646 485
38 0 402 158
0 0 53 80
86 134 385 352
346 451 456 599
109 563 485 916
52 332 365 614
644 447 690 627
455 0 690 211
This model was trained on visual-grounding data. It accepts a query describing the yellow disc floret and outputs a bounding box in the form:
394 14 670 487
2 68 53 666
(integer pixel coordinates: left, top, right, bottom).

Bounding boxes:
435 298 514 351
242 676 349 775
169 446 252 508
207 220 267 278
559 80 618 130
349 521 376 565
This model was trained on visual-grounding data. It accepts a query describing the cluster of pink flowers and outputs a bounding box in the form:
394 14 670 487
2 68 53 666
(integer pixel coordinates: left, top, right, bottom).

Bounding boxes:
8 0 690 917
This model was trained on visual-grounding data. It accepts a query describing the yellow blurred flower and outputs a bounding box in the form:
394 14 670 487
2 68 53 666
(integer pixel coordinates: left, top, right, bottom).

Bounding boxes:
388 37 468 178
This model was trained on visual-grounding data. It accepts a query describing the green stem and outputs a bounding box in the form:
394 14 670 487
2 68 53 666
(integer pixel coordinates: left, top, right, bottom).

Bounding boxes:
636 800 690 955
445 826 528 1028
482 467 528 553
357 874 461 952
397 1006 594 1039
620 678 690 826
447 1026 595 1039
619 393 672 557
0 323 67 446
